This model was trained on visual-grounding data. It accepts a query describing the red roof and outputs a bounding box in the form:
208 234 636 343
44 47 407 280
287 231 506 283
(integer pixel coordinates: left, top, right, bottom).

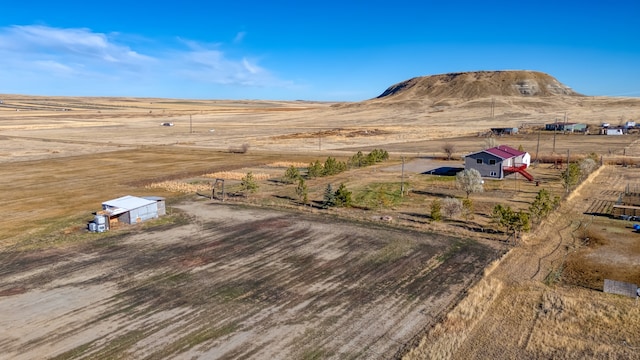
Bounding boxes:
484 145 526 159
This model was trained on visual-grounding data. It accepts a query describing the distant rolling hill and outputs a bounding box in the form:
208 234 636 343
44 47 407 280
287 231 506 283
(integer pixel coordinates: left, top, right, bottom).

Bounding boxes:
373 70 581 102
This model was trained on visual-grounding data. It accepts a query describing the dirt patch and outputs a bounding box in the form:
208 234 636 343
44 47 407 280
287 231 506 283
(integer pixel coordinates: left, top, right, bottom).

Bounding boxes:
0 201 504 359
273 127 392 140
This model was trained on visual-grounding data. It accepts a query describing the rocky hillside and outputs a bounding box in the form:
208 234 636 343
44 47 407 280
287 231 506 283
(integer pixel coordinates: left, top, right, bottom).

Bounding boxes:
375 71 581 101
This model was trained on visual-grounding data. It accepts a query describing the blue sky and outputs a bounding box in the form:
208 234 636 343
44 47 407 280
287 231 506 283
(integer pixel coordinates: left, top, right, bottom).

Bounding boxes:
1 1 639 101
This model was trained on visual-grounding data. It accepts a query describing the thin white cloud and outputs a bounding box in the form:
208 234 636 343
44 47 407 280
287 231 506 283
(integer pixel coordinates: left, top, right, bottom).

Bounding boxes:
0 25 293 97
233 31 246 44
0 25 152 65
32 60 75 75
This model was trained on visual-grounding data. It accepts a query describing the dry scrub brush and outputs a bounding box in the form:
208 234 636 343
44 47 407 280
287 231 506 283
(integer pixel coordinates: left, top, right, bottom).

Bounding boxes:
203 171 271 180
404 263 503 360
146 181 211 194
265 161 308 168
525 289 640 358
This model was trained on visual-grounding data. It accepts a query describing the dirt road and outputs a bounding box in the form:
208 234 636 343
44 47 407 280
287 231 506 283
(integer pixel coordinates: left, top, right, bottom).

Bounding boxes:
406 165 640 359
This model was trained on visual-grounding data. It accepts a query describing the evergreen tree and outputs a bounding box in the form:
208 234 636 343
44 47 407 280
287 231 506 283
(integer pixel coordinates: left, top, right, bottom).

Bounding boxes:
334 183 353 207
462 198 474 220
430 199 442 221
322 184 336 208
349 151 366 168
240 171 259 196
492 204 531 239
295 178 308 205
561 163 581 192
307 160 323 178
283 165 301 184
529 189 553 223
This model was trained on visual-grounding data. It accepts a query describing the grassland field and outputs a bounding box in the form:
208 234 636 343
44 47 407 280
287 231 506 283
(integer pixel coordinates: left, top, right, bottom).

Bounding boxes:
1 95 639 359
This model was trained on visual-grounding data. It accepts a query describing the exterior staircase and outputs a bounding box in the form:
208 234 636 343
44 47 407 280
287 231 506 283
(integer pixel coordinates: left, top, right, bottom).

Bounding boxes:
504 164 534 181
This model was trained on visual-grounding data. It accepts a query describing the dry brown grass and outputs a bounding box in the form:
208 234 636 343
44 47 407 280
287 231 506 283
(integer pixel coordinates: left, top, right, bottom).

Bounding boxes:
404 262 504 360
2 94 640 358
202 171 271 180
146 181 211 194
264 161 309 168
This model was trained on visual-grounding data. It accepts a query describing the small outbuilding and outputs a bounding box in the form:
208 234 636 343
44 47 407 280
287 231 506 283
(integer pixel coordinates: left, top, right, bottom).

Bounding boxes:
89 195 166 232
490 127 519 136
545 122 587 133
605 128 624 136
101 195 166 224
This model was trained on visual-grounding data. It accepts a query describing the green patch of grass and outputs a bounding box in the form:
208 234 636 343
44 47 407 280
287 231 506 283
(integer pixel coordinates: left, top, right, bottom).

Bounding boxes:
14 210 190 251
544 265 564 286
88 329 148 359
353 182 405 210
366 239 414 264
298 347 333 360
436 238 472 262
422 175 457 183
215 283 253 302
147 323 238 359
49 339 97 360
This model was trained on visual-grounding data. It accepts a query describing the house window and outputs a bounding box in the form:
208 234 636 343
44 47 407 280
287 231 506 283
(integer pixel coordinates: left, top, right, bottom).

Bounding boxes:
489 159 496 165
490 171 497 177
476 159 482 164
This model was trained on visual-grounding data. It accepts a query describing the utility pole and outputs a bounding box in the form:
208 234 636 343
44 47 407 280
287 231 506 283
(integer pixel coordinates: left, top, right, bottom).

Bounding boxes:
318 132 322 151
535 129 541 166
553 118 557 154
400 156 405 197
491 97 495 118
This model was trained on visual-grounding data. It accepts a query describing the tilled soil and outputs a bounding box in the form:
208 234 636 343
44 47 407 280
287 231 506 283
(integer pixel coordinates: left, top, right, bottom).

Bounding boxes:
0 201 505 359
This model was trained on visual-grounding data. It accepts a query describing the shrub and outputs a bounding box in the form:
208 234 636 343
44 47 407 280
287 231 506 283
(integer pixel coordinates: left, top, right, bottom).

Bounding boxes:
442 197 463 219
456 168 484 198
431 199 442 221
462 198 474 220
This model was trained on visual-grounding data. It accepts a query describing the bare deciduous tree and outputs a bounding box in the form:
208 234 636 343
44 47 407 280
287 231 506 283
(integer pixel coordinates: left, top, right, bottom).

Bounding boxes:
443 143 455 160
442 197 463 219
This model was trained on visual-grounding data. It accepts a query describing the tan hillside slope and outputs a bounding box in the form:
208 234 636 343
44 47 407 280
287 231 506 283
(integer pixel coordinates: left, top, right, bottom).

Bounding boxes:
374 70 581 102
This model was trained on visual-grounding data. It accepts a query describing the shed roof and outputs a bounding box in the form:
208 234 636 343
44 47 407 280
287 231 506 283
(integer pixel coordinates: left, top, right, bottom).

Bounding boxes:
103 195 156 211
483 145 526 159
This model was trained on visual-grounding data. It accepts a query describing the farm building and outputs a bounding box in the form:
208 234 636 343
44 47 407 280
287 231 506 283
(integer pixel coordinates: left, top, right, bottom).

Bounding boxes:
464 145 533 181
490 127 518 135
89 195 166 232
544 122 587 132
605 128 625 135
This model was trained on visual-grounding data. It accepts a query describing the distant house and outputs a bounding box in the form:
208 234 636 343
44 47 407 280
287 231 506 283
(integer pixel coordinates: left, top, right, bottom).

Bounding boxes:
545 122 587 133
464 145 533 181
490 127 518 135
606 128 624 135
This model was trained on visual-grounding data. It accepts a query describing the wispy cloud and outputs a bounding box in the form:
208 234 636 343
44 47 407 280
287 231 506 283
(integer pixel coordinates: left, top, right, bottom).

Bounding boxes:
0 25 292 96
0 25 151 69
233 31 246 44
